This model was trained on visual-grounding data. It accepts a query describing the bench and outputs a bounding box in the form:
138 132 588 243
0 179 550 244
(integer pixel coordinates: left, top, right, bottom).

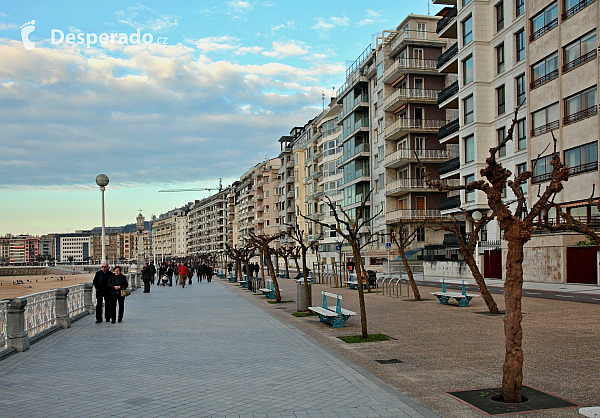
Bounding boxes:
240 274 248 288
258 281 280 299
431 279 479 307
344 274 366 290
228 272 235 282
279 269 287 279
308 291 357 328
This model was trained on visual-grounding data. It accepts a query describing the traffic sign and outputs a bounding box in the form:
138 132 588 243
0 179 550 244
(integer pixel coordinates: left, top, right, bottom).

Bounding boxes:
335 245 341 251
385 242 391 249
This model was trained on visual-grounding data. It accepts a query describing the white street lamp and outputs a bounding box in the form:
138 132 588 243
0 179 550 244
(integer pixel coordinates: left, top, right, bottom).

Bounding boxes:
95 174 109 264
472 210 482 269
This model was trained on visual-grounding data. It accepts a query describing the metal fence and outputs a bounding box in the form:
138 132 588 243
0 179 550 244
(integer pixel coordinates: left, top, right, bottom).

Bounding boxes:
0 300 7 349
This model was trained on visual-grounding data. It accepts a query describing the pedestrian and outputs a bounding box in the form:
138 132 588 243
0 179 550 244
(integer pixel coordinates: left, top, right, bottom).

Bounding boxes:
159 263 166 286
227 262 233 274
142 262 152 293
107 266 128 323
150 261 157 285
254 262 260 278
242 264 247 277
178 263 187 288
166 264 174 286
187 264 194 285
207 264 213 282
92 263 112 323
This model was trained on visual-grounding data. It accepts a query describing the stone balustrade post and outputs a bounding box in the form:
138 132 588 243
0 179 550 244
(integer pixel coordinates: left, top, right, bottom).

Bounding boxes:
55 288 71 329
83 283 94 315
7 298 29 352
129 273 136 290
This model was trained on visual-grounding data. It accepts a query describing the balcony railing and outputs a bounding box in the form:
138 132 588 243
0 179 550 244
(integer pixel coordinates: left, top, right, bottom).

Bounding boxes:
563 50 597 73
530 19 558 42
530 69 558 90
386 209 448 223
568 161 598 176
384 58 438 81
385 118 446 139
341 143 370 164
438 156 460 175
386 178 459 193
562 0 596 20
531 120 559 137
436 6 457 33
438 118 460 140
384 148 453 167
384 88 441 109
437 43 458 69
439 195 461 210
437 81 459 105
563 105 598 125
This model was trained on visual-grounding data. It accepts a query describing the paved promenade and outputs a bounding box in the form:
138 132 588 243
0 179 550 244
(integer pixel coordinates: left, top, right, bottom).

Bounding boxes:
0 279 437 418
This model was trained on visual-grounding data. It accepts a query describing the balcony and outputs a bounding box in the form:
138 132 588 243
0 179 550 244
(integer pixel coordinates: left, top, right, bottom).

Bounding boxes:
389 29 447 57
286 175 295 184
438 119 460 142
437 43 458 72
383 88 441 112
386 209 448 223
562 0 596 20
438 156 460 175
340 143 370 165
338 93 369 122
386 178 459 196
383 58 439 85
286 190 295 199
437 81 459 107
563 105 598 126
530 19 558 42
531 120 559 137
563 50 597 73
384 118 446 140
530 69 558 90
439 195 460 210
384 147 457 168
436 6 457 37
287 205 295 213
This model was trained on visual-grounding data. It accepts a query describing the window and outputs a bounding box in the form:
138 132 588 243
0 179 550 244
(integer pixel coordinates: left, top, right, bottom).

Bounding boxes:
530 2 558 41
532 103 559 136
415 137 425 150
563 31 597 73
416 227 425 242
464 95 474 124
564 0 596 20
565 141 598 174
496 44 505 73
465 135 474 162
497 85 505 115
531 52 558 89
516 0 525 16
515 30 525 62
496 2 504 31
465 174 475 201
497 127 506 157
462 16 473 45
463 55 473 84
517 118 527 150
517 163 528 194
464 0 472 5
532 155 553 183
516 74 526 105
417 22 426 39
564 87 598 125
377 62 383 79
378 173 384 190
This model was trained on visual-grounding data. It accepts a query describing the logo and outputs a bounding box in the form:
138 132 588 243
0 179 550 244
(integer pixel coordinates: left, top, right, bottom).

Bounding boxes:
20 20 36 50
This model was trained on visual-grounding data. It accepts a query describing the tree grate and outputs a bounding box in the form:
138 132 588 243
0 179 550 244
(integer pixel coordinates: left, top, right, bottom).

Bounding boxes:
375 359 403 364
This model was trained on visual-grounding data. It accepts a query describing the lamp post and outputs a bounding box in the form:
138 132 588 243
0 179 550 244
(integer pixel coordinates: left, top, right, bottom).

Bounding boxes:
95 174 109 264
472 210 482 269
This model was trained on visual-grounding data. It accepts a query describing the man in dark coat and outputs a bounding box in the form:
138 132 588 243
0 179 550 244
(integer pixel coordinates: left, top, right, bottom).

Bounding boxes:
150 261 157 285
93 263 113 323
141 262 152 293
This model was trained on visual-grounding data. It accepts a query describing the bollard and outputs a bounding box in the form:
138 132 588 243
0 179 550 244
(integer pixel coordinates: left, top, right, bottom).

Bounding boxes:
7 298 29 352
83 283 94 314
55 288 71 329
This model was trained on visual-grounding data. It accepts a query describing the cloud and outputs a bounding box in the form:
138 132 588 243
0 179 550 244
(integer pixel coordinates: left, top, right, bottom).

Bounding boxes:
115 4 179 32
226 1 254 13
358 10 384 27
0 22 17 30
311 16 349 38
271 21 296 34
234 46 262 55
262 40 309 59
0 39 341 189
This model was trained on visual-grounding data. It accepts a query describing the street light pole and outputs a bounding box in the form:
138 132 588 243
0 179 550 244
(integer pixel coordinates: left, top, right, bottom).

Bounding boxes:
472 210 482 270
96 174 110 264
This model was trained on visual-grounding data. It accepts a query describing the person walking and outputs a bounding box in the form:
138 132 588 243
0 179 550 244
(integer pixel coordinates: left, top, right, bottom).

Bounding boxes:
187 263 194 285
141 262 152 293
166 264 174 286
106 266 128 323
178 263 187 288
92 263 112 323
150 261 157 285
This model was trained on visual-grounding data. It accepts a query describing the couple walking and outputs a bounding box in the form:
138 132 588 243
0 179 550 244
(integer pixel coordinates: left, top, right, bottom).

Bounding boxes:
93 263 128 323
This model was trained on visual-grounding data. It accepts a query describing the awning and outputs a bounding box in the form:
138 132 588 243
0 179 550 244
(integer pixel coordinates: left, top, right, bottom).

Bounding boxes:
558 199 600 208
394 248 423 261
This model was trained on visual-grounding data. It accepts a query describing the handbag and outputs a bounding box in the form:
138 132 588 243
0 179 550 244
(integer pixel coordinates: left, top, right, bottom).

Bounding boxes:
120 289 131 297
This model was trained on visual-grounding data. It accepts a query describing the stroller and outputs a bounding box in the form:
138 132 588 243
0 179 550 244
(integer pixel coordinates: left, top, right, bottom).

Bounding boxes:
161 275 169 286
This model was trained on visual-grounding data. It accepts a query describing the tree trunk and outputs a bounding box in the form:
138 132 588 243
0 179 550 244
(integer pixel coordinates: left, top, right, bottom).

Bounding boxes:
400 252 421 301
265 247 281 303
259 249 266 288
244 259 251 284
463 249 500 314
293 256 300 276
284 256 290 281
352 245 368 339
301 248 312 308
502 237 525 403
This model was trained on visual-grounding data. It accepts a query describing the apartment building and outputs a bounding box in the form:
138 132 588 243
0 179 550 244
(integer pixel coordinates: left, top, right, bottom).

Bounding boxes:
278 132 299 245
235 166 257 244
187 188 230 255
254 158 282 238
152 207 189 261
523 0 599 283
39 234 55 262
90 227 123 264
0 235 9 264
55 233 91 263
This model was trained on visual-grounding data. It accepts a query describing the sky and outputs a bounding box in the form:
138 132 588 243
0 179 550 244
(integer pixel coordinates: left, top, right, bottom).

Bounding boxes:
0 0 443 236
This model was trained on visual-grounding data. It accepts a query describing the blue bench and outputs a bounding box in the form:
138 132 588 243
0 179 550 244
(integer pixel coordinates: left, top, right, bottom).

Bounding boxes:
240 274 248 288
345 273 366 290
309 291 357 328
431 279 478 307
279 269 288 279
258 281 280 299
228 272 235 282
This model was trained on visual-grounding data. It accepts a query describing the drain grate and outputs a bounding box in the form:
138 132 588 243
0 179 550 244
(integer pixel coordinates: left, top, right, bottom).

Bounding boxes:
375 359 403 364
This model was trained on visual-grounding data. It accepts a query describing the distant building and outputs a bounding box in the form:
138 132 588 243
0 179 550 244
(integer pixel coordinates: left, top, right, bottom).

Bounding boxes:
55 233 91 263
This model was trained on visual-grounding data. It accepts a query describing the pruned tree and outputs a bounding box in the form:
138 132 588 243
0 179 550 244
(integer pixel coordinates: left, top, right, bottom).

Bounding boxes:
290 245 301 276
285 222 323 308
301 191 381 339
225 244 243 281
250 232 285 302
426 105 600 402
276 245 294 281
389 220 427 301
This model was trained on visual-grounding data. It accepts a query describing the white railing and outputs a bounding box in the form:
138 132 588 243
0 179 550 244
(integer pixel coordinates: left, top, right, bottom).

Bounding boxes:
384 148 452 166
386 178 460 193
383 58 439 81
0 300 8 349
66 284 86 318
384 118 446 138
386 209 448 222
24 289 57 338
383 88 441 109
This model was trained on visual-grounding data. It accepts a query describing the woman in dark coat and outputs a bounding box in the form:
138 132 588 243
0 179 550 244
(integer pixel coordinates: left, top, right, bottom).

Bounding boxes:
107 266 129 323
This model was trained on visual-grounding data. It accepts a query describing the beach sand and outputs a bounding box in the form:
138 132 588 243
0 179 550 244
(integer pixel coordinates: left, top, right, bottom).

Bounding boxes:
0 273 95 300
